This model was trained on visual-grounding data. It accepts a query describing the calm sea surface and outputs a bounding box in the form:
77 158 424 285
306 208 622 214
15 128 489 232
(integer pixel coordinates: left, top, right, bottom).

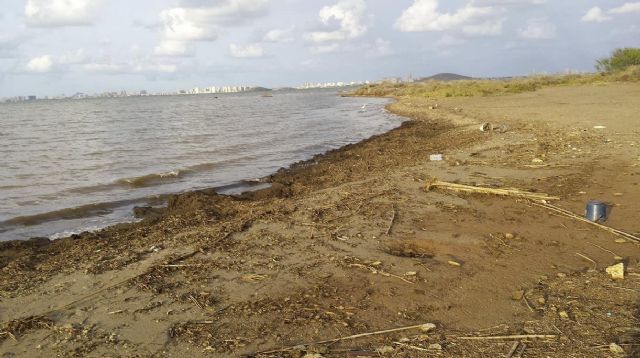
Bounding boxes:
0 89 402 241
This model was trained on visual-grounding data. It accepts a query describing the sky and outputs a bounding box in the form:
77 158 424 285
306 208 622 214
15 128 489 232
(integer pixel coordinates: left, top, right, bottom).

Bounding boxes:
1 0 639 97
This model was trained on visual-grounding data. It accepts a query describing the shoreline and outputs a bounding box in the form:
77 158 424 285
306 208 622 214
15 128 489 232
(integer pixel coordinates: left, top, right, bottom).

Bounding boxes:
0 96 403 242
1 82 639 357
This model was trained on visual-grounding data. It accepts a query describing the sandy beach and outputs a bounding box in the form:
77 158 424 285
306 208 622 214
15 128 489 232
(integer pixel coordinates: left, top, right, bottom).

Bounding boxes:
1 81 640 357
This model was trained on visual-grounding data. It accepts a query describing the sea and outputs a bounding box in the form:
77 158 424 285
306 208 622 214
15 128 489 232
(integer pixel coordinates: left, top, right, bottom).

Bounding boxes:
0 89 403 241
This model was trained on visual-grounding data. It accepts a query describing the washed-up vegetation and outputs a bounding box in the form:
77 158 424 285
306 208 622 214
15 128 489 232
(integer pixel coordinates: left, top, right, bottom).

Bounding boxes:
353 48 640 98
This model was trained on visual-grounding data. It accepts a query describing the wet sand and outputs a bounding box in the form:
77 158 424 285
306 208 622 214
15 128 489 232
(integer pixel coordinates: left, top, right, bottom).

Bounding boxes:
1 82 639 357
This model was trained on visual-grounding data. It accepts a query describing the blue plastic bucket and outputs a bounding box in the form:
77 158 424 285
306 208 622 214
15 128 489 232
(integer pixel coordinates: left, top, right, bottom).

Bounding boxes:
585 201 607 222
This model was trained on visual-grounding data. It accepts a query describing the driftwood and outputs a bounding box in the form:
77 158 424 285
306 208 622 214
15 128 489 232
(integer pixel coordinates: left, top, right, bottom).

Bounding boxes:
425 180 560 201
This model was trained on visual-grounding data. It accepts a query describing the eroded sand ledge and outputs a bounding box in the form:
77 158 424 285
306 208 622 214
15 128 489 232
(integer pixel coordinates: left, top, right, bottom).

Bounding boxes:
1 83 639 357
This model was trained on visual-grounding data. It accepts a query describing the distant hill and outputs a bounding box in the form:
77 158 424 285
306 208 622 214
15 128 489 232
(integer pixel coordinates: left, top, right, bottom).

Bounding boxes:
246 87 272 92
419 73 473 82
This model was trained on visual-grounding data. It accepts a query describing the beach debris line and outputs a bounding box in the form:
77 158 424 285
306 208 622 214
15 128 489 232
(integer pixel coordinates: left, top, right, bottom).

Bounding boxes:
424 178 560 201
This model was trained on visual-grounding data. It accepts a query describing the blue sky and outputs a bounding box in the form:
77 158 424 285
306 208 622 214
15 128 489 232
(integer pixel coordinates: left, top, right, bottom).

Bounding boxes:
1 0 639 97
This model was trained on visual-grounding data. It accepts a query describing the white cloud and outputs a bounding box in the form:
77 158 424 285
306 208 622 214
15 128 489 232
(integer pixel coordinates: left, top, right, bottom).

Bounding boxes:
159 8 217 42
58 49 88 65
155 40 191 57
609 2 640 14
581 7 611 22
395 0 505 36
518 18 556 39
473 0 545 4
229 43 265 58
155 0 270 57
26 55 53 73
582 3 640 23
263 27 295 43
190 0 271 26
25 0 101 27
305 0 367 43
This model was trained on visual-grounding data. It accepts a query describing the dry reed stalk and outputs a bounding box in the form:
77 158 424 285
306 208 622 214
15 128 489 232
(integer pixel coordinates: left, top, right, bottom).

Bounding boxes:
251 323 435 355
457 334 556 341
392 341 430 352
575 252 597 269
348 263 414 284
424 180 560 201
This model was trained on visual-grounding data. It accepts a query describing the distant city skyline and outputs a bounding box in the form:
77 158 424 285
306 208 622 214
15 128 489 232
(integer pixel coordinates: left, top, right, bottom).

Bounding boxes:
0 78 377 102
0 78 375 102
1 0 639 97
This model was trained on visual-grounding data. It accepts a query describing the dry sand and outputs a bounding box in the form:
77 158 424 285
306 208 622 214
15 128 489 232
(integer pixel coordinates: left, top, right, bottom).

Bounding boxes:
1 82 639 357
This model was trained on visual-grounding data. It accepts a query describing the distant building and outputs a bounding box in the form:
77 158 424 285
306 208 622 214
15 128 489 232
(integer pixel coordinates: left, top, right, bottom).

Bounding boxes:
296 80 368 90
28 96 36 101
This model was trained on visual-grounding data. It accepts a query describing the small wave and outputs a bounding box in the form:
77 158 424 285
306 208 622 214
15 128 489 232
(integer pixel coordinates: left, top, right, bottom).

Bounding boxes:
116 170 183 188
0 198 140 228
65 163 219 195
